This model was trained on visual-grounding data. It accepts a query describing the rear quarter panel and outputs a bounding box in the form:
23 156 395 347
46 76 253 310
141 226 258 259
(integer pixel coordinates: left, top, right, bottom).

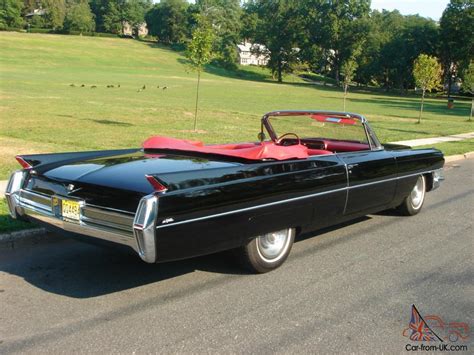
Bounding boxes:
154 155 347 262
388 147 444 207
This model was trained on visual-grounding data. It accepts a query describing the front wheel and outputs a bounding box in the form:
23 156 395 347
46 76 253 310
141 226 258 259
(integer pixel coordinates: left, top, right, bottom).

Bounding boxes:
237 228 295 273
397 175 426 216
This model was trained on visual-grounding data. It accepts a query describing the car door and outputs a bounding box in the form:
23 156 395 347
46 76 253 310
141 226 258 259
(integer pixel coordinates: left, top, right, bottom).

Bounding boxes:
339 149 397 215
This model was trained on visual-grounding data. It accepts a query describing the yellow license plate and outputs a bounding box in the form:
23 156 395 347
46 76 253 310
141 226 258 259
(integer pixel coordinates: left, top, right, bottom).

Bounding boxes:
61 199 81 221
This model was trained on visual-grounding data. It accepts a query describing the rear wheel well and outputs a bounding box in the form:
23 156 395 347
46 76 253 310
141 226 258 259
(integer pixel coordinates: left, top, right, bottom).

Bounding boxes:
295 226 302 238
424 172 434 192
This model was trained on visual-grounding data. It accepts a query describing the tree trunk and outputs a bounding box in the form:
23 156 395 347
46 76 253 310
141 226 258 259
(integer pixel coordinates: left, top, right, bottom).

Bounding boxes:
470 97 473 122
194 71 201 131
343 84 348 111
277 59 282 83
418 89 425 124
447 66 452 99
334 52 340 85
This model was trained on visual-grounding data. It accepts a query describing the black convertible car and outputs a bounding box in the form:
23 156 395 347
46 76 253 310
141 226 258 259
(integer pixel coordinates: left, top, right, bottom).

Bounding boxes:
5 111 444 273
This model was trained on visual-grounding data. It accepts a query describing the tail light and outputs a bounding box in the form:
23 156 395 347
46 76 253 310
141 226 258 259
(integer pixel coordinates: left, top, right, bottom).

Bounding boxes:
15 156 32 169
145 175 168 192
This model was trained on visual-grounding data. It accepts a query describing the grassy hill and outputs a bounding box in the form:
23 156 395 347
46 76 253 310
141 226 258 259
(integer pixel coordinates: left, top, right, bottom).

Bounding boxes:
0 31 473 179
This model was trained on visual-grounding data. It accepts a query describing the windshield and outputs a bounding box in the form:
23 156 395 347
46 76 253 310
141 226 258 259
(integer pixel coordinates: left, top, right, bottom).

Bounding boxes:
267 114 369 144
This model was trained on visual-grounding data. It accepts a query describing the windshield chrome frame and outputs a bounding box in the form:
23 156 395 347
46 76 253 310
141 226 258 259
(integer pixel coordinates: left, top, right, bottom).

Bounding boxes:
261 110 382 150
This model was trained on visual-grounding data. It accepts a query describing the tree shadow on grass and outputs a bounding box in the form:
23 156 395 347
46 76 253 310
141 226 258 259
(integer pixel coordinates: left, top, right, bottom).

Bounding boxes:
347 97 470 118
141 40 187 55
378 127 435 137
85 119 133 127
176 57 272 83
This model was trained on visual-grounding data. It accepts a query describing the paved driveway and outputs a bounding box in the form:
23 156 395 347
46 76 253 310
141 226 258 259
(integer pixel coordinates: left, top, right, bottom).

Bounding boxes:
0 159 473 353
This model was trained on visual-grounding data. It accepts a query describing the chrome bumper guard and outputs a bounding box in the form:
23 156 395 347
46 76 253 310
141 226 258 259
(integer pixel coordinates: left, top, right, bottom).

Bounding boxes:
5 171 159 263
432 168 445 190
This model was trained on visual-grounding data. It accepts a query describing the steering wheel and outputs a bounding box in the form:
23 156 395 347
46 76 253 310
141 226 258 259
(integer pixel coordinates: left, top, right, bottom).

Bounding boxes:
276 133 301 146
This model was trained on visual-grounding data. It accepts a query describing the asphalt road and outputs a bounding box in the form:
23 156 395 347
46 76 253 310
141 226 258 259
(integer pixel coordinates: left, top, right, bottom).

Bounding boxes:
1 158 473 354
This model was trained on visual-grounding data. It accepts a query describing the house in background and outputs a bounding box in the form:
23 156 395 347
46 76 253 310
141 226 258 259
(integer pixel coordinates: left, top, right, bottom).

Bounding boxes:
122 22 148 37
25 8 46 18
237 41 269 66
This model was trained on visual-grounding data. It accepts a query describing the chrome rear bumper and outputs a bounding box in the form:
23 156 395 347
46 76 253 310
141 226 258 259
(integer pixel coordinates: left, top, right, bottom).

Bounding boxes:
5 171 159 263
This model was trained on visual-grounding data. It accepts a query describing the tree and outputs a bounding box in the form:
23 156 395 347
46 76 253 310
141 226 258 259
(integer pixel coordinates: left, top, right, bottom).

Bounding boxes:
0 0 24 29
186 15 214 131
103 0 128 34
379 15 439 91
462 61 474 121
440 0 474 98
304 0 370 84
341 58 357 111
126 0 151 36
413 54 442 124
64 0 95 33
355 9 405 88
250 0 303 83
89 0 108 32
195 0 242 69
145 0 189 44
42 0 66 30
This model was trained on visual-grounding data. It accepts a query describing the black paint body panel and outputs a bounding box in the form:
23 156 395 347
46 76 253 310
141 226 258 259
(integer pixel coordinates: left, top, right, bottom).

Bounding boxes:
19 144 444 262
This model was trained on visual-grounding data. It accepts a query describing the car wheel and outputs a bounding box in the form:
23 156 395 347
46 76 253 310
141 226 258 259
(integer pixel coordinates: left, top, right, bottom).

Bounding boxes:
237 228 295 273
397 175 426 216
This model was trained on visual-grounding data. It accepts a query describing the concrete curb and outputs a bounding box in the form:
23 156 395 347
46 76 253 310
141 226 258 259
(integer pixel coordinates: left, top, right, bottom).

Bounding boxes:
0 227 50 249
1 151 473 249
444 151 474 163
0 227 45 242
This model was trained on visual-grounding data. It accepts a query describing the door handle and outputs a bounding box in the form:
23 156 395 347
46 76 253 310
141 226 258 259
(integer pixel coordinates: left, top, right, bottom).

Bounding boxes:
347 163 359 169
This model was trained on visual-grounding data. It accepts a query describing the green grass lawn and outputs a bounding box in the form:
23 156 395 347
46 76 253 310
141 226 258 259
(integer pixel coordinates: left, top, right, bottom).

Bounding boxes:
417 138 474 156
1 32 473 180
0 198 33 233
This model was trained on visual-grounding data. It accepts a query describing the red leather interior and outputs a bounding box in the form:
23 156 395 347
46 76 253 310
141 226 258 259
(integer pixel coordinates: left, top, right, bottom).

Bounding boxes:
311 114 357 125
143 136 310 160
143 136 367 161
322 140 370 152
307 149 333 156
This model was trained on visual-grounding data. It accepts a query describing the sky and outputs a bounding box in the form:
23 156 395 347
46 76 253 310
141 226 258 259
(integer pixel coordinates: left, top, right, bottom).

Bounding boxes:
371 0 449 20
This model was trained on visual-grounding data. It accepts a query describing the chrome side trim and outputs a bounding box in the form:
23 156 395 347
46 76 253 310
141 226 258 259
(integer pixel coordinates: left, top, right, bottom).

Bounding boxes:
156 170 437 229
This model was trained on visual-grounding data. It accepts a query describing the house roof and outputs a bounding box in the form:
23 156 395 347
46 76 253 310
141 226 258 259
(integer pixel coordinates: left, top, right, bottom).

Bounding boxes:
237 42 267 52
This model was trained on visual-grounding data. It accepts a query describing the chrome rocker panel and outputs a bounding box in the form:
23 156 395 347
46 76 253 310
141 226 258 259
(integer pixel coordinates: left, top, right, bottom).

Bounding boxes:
5 171 159 263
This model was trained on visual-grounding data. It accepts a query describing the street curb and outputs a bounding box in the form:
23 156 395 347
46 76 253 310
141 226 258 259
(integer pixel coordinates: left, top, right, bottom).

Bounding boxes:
1 151 473 249
0 227 45 242
0 227 48 249
444 151 474 163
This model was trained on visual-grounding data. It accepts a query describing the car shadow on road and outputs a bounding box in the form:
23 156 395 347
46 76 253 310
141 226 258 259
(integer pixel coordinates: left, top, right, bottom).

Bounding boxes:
1 217 375 299
0 237 252 299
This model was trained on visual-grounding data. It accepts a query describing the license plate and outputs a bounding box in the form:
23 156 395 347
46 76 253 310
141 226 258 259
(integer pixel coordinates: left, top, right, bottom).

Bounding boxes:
61 199 81 221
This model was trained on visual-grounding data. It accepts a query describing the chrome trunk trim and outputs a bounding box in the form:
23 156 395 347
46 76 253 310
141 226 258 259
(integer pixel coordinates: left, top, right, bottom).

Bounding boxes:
4 170 27 218
5 182 142 252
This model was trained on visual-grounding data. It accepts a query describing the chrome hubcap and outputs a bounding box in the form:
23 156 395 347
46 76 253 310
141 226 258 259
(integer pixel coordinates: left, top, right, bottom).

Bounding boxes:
256 229 290 261
410 176 425 209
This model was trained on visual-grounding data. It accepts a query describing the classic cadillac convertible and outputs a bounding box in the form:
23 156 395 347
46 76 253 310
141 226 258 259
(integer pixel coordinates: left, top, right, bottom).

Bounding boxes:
5 111 444 273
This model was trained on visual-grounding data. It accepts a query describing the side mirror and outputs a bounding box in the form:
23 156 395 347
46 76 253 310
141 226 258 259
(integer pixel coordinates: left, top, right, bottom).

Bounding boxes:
257 132 266 142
